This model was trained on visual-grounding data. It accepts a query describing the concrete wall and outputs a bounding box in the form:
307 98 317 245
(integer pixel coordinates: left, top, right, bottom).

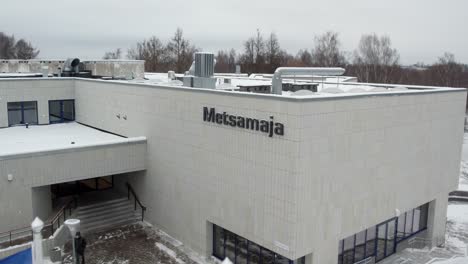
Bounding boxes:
0 138 147 232
295 92 466 263
31 186 52 224
0 78 75 127
73 78 466 262
75 79 303 259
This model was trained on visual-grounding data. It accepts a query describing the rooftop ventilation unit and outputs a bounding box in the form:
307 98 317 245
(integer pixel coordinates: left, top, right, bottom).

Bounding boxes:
182 52 217 89
63 58 80 73
194 52 214 78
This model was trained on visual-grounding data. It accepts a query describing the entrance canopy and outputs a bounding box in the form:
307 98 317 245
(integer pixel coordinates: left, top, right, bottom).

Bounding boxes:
0 122 134 157
0 122 146 187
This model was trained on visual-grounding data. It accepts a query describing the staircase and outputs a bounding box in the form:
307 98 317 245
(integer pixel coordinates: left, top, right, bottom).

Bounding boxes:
76 197 142 233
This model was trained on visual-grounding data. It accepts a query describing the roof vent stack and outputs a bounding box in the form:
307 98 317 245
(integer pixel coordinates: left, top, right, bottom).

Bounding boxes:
194 52 214 78
183 52 217 89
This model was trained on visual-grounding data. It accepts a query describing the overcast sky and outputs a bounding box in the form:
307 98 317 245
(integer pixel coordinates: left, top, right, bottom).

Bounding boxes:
2 0 467 64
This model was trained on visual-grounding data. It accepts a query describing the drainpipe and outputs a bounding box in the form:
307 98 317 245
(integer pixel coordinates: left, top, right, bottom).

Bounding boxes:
271 67 346 95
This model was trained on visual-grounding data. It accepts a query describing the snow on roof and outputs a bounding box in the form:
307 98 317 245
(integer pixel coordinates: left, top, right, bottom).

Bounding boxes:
0 122 136 157
0 73 44 78
138 72 465 98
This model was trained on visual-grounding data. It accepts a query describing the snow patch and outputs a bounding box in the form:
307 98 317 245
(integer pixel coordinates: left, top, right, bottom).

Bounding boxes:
155 242 185 264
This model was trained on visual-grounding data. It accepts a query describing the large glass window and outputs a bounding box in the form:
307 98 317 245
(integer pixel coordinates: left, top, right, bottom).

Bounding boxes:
49 99 75 123
212 224 305 264
7 101 38 126
397 203 429 242
338 203 429 264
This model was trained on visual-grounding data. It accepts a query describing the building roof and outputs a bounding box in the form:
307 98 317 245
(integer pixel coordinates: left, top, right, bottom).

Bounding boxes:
0 122 139 158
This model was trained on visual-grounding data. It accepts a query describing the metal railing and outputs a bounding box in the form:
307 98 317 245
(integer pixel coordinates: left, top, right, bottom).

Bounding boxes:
126 182 146 221
0 196 77 248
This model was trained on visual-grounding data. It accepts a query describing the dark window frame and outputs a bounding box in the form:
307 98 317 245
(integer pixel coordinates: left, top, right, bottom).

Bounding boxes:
338 203 429 264
212 224 305 264
7 101 38 126
48 99 75 124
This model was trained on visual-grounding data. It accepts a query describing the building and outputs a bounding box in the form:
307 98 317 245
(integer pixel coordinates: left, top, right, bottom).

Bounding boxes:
0 59 145 79
0 56 466 264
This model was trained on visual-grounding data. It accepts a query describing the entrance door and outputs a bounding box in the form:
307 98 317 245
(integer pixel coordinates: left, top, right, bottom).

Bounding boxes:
51 176 114 200
375 218 397 262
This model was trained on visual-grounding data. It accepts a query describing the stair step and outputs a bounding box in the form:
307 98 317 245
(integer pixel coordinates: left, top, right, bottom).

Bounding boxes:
77 197 128 210
81 215 141 233
76 203 134 218
80 210 140 226
79 210 138 225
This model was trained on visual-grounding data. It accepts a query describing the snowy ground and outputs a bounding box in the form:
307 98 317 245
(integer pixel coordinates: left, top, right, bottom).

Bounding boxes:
62 223 212 264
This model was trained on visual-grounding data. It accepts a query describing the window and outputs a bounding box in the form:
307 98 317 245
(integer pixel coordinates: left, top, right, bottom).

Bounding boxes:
397 203 429 242
49 99 75 123
338 203 429 263
7 101 38 126
212 225 305 264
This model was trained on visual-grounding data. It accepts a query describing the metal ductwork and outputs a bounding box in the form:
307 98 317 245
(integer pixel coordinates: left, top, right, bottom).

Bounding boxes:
271 67 346 95
63 58 80 73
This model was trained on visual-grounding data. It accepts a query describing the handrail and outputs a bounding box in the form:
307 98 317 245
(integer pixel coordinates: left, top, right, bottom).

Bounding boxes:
0 196 77 248
126 182 146 221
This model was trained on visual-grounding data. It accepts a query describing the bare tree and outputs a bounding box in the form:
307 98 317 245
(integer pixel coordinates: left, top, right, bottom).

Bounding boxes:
352 33 399 83
127 37 168 72
0 32 39 59
14 39 40 59
103 48 122 60
429 52 463 87
228 49 237 72
311 31 346 67
240 29 268 73
0 32 16 59
296 49 313 66
265 33 282 72
167 28 198 73
240 37 256 73
215 50 230 73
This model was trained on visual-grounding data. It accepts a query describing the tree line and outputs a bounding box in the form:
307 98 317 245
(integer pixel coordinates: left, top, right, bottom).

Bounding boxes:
115 28 468 88
1 29 467 89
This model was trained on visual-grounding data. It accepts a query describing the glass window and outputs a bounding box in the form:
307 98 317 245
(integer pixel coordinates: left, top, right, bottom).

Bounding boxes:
376 224 387 261
212 225 296 264
365 226 376 258
419 204 429 230
413 208 421 232
225 231 236 262
354 230 366 262
49 100 75 123
386 220 397 256
397 213 406 241
7 101 38 126
342 235 355 264
249 243 261 264
405 210 414 236
213 225 225 259
263 249 274 264
62 100 75 121
236 237 248 264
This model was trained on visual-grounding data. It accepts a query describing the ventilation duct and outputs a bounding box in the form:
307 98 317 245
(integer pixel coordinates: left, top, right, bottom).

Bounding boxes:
194 52 214 77
271 67 345 95
63 58 80 73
